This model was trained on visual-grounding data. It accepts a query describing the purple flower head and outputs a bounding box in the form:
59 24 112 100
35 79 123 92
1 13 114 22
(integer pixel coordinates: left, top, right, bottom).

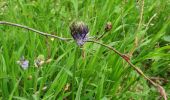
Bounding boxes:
21 60 29 70
70 21 89 46
17 56 29 70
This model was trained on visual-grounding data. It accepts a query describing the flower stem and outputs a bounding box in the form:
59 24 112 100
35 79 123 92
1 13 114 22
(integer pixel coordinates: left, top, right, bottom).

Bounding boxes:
0 21 72 41
72 46 79 99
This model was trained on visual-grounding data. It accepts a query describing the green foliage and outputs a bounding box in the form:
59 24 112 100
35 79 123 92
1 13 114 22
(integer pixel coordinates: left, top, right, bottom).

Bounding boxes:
0 0 169 99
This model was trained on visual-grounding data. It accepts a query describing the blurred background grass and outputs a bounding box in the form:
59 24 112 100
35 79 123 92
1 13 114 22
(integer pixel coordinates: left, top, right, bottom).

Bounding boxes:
0 0 170 99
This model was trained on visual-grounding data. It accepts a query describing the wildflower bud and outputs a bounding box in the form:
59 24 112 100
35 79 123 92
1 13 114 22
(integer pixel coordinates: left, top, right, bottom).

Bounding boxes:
64 83 70 91
70 21 89 46
105 22 112 32
27 75 33 80
34 55 45 68
42 86 47 91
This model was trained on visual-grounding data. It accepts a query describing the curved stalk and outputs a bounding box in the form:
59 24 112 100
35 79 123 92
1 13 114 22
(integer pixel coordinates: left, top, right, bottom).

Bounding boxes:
0 21 72 41
87 40 167 100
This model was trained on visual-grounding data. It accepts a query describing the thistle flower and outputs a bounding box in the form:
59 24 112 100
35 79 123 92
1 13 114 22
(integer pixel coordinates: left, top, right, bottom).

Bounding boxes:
70 21 89 46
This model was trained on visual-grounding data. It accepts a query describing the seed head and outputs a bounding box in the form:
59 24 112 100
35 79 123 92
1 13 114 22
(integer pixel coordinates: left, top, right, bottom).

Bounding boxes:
105 22 112 32
34 55 45 68
70 21 89 46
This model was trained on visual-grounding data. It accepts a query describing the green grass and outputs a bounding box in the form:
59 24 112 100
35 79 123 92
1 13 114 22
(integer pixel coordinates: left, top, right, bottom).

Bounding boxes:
0 0 170 100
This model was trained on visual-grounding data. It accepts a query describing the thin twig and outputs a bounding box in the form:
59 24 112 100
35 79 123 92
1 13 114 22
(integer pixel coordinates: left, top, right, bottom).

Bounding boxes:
121 0 125 36
96 21 112 40
87 40 122 56
96 32 106 40
145 13 157 31
0 21 72 41
130 0 145 56
87 40 167 100
136 0 144 32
